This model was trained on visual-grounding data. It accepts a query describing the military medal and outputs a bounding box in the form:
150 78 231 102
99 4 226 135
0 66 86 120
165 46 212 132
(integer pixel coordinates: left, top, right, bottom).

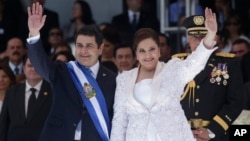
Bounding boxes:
210 77 215 83
83 83 96 99
223 80 227 86
223 74 229 79
216 76 221 85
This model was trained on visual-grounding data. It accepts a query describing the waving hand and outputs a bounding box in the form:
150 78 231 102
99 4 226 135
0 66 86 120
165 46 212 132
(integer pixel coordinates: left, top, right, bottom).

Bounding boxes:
27 2 46 37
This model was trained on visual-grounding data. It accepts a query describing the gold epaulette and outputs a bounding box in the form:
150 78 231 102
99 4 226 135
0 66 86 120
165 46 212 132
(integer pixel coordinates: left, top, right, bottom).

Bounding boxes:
215 52 235 58
171 53 190 60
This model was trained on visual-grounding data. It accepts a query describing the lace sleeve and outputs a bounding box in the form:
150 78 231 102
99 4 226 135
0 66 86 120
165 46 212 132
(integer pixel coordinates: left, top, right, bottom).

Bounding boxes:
110 73 129 141
166 40 217 96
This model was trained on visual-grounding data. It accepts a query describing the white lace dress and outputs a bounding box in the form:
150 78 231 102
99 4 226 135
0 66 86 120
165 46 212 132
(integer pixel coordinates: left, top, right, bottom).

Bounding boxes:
110 40 216 141
134 79 162 141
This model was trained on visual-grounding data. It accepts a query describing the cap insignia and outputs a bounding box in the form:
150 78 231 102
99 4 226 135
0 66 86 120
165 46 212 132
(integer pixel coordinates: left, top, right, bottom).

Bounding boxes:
193 16 204 25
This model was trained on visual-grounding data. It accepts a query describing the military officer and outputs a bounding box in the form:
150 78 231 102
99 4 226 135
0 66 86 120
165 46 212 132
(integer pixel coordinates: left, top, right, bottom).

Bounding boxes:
174 15 244 141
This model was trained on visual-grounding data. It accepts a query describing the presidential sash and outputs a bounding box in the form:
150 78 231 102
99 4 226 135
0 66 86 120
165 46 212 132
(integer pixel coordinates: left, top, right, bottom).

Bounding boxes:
67 61 110 141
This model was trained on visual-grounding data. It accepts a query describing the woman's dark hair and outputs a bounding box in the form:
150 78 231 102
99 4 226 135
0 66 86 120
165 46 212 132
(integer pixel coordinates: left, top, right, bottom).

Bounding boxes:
52 51 75 62
71 0 95 25
133 28 159 51
102 26 121 45
0 63 16 86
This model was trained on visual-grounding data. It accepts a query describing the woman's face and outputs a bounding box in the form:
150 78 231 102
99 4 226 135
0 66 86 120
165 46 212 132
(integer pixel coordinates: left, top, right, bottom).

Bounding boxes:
101 39 115 59
0 70 12 91
136 38 160 71
225 18 240 34
72 3 82 19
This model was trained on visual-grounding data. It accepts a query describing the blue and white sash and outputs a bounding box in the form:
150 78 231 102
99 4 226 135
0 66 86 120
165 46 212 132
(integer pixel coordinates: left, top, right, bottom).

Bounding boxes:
67 61 110 141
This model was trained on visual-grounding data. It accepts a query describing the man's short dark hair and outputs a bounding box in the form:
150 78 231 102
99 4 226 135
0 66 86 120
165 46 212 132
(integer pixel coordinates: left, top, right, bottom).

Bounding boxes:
75 24 103 47
113 42 135 58
158 33 170 46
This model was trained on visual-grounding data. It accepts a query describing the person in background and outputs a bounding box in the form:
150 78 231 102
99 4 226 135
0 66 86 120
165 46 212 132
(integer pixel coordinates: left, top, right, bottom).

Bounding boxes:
231 38 250 60
214 0 231 31
0 0 25 53
98 22 112 31
176 14 244 141
0 64 16 113
63 0 95 45
111 0 159 43
110 7 217 141
158 33 172 62
47 27 64 56
52 51 75 63
220 12 250 53
113 42 136 73
0 57 53 141
1 37 26 83
26 3 116 141
54 42 73 55
100 26 120 73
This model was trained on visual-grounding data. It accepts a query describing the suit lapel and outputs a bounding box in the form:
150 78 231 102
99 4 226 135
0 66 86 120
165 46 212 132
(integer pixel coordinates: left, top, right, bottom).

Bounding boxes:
96 65 107 89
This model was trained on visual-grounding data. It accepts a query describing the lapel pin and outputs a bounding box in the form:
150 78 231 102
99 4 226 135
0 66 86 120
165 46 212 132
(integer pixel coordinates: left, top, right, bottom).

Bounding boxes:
102 73 106 76
43 92 48 96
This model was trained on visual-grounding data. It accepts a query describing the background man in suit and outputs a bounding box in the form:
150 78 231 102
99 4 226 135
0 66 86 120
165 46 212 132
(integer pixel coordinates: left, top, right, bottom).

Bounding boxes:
26 3 116 141
0 37 27 83
0 57 53 141
175 15 244 141
113 43 136 73
111 0 159 43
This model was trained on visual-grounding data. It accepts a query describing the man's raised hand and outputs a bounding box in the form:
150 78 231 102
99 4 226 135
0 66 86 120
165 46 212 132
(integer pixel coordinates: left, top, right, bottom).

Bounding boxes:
27 2 46 37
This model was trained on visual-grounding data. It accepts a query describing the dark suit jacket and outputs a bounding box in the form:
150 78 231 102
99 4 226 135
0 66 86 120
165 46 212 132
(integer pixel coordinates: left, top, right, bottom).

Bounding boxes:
180 53 244 141
27 39 117 141
111 11 159 43
0 80 53 141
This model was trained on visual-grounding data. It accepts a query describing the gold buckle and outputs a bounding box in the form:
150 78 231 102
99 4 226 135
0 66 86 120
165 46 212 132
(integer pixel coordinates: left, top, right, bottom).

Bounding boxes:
189 118 203 129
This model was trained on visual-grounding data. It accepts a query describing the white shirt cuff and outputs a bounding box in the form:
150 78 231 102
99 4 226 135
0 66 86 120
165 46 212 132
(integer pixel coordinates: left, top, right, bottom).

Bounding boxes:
26 34 40 44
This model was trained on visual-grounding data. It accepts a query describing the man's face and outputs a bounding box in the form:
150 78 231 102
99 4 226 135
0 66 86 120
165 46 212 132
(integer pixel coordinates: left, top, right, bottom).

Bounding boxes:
6 38 25 63
126 0 142 12
188 35 204 51
75 35 102 67
231 43 249 59
23 58 42 82
115 47 135 72
48 28 63 47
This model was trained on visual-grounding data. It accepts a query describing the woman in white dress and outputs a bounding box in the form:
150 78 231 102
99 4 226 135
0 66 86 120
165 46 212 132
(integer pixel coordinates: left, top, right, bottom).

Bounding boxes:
110 8 218 141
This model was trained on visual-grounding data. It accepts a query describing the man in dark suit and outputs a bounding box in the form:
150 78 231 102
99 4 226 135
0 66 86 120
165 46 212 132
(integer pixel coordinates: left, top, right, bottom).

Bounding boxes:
111 0 159 43
26 3 116 141
0 57 53 141
174 15 244 141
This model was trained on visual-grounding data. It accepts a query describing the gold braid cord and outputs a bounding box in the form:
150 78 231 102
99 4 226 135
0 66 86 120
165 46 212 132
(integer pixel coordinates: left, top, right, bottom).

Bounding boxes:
181 80 196 107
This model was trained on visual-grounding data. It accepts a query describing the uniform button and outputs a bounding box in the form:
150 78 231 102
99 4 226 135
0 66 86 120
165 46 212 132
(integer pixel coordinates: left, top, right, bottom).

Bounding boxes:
196 98 200 103
73 123 77 127
197 85 200 89
195 112 199 116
